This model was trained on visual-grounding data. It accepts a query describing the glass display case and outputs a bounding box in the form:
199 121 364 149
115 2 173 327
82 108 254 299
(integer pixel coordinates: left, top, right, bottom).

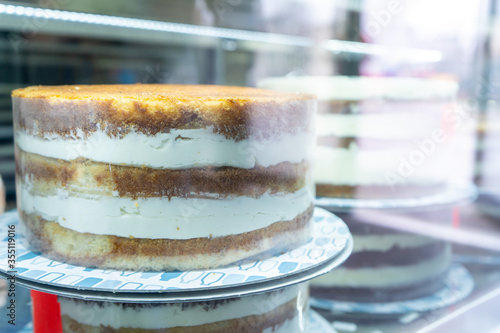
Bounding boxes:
0 0 499 332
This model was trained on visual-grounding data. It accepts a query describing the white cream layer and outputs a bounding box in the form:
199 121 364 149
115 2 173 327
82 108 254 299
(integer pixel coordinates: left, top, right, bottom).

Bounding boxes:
20 185 313 239
258 76 458 101
316 113 442 139
314 145 439 186
352 234 436 253
59 285 306 330
16 127 313 169
311 246 451 288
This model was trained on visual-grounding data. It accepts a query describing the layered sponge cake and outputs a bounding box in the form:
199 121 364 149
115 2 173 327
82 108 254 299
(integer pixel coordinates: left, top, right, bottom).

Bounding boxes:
259 76 460 199
311 212 451 302
59 284 309 333
13 84 316 271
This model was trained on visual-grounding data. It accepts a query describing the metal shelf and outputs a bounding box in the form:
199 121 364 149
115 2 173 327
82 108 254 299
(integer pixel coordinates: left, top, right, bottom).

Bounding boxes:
0 3 311 52
0 3 442 62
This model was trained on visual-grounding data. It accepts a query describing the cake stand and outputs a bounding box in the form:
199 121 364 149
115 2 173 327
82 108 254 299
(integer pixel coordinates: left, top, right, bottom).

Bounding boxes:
310 264 474 318
0 208 351 302
316 184 477 212
0 208 351 332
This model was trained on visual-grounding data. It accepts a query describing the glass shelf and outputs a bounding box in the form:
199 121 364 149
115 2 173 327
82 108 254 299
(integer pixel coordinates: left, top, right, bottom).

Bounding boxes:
0 2 442 62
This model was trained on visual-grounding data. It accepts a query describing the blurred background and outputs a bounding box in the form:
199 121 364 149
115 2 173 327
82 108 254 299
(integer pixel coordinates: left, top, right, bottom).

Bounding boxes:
1 0 500 332
0 0 494 202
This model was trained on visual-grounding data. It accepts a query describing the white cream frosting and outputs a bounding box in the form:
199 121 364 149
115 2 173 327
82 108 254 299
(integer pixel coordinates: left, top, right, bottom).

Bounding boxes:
311 246 451 288
316 113 442 139
19 184 313 239
352 234 436 253
258 76 458 101
16 127 313 169
59 285 306 330
314 144 450 186
315 130 475 187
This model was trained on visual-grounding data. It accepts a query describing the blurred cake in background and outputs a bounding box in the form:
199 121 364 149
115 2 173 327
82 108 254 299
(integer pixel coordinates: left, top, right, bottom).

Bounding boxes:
259 76 471 199
310 211 452 302
475 100 500 218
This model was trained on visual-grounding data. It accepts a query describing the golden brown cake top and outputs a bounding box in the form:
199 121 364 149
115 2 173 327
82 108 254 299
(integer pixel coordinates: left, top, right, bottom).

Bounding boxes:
12 84 314 102
13 84 316 140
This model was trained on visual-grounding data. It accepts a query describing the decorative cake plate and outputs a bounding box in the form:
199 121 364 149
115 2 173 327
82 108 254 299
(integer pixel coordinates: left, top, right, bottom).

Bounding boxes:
310 264 474 317
316 185 477 212
0 208 352 302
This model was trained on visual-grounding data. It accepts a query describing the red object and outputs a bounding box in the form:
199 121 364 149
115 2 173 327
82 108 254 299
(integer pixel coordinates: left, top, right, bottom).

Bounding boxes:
452 206 460 228
30 290 62 333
